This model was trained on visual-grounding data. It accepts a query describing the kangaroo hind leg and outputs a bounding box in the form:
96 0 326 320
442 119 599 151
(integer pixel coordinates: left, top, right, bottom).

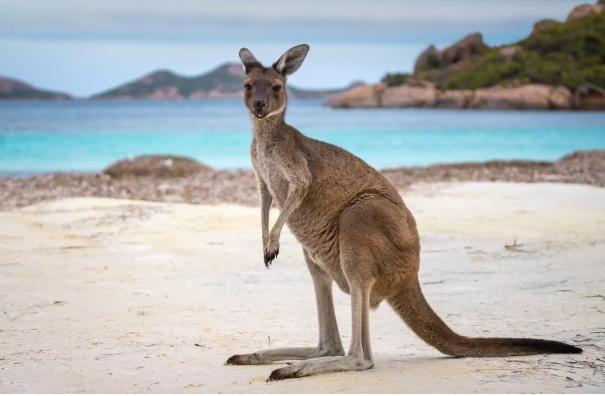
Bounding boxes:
267 278 375 381
267 208 380 380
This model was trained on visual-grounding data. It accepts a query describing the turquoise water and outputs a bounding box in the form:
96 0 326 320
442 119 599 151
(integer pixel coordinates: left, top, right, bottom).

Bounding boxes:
1 99 604 175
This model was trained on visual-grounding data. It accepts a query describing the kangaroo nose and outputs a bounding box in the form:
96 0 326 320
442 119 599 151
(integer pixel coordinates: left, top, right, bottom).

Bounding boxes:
253 100 266 112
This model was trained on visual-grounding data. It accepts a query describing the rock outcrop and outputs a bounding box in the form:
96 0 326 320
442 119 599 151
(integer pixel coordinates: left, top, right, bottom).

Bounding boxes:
440 33 489 66
414 34 488 73
382 84 437 108
573 83 605 110
470 84 572 110
324 84 386 108
326 84 574 110
434 90 475 109
549 86 574 109
414 45 441 73
567 3 603 21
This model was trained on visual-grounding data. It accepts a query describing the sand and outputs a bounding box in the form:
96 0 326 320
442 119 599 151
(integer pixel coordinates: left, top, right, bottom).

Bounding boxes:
1 182 604 393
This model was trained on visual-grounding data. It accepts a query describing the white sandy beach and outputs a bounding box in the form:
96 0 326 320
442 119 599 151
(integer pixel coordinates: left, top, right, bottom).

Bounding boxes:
1 182 604 393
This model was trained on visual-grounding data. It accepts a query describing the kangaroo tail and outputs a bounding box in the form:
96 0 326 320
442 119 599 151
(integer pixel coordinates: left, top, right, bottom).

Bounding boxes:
387 278 582 357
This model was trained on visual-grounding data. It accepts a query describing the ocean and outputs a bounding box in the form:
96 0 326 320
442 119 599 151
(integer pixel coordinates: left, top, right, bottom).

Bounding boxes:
1 99 604 176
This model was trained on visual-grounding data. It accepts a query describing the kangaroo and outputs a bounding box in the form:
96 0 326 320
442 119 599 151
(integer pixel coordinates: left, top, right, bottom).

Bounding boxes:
225 44 582 381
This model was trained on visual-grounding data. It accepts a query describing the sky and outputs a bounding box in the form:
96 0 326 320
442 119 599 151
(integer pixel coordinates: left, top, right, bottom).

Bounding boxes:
0 0 588 97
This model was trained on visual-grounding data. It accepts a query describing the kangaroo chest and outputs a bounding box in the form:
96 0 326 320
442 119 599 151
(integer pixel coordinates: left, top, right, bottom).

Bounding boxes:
252 142 290 207
252 135 348 279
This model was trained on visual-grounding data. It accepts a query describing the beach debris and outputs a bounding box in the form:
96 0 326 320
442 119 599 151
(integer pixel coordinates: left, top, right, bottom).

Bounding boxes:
1 150 604 211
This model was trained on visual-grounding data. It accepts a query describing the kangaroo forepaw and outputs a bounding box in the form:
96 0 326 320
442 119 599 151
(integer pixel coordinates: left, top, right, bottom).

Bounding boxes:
264 248 279 268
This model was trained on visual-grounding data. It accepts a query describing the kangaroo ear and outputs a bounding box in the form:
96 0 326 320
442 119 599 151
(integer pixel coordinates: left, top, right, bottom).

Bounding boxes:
273 44 310 77
239 48 263 74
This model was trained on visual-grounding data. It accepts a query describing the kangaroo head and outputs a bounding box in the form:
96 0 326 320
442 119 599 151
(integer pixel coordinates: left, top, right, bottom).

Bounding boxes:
238 44 309 120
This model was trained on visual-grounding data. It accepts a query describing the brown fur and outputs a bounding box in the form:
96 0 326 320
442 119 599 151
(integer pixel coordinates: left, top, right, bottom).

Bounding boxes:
226 44 581 381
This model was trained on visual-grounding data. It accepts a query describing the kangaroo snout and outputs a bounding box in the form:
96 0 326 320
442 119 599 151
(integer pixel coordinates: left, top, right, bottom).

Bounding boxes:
253 99 266 113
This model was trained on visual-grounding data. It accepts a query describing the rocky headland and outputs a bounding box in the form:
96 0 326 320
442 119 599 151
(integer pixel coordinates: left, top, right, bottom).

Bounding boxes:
326 1 605 110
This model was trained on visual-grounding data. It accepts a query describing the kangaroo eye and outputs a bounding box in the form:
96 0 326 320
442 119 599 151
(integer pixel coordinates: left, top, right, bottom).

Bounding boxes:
244 84 252 91
272 85 282 92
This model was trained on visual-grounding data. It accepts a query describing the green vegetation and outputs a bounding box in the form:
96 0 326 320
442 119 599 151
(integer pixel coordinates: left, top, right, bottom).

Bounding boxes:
423 53 443 70
410 13 605 91
381 73 412 87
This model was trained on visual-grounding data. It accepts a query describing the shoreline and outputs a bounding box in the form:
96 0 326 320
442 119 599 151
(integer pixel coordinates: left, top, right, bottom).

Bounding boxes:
1 150 604 211
324 83 605 111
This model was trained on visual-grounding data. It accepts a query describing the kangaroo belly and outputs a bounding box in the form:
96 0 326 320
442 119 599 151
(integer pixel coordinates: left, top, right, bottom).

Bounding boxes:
287 208 339 262
285 205 353 292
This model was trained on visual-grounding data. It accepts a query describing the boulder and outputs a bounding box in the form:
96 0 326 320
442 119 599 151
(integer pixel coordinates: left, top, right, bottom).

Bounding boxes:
573 83 605 110
324 84 385 108
413 33 489 73
548 86 572 110
470 84 553 110
103 155 211 179
440 33 489 66
435 90 474 109
414 45 440 73
469 84 572 110
382 85 437 108
566 3 603 21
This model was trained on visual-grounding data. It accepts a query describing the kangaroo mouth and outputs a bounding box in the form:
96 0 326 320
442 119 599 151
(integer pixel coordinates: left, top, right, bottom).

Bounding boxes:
254 112 267 119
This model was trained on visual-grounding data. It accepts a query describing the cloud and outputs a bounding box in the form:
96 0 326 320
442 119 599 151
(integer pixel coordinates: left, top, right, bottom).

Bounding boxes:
0 0 582 43
0 0 582 23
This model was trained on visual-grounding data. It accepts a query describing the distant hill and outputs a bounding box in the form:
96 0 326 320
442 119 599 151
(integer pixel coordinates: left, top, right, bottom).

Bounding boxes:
0 76 72 100
91 63 345 100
